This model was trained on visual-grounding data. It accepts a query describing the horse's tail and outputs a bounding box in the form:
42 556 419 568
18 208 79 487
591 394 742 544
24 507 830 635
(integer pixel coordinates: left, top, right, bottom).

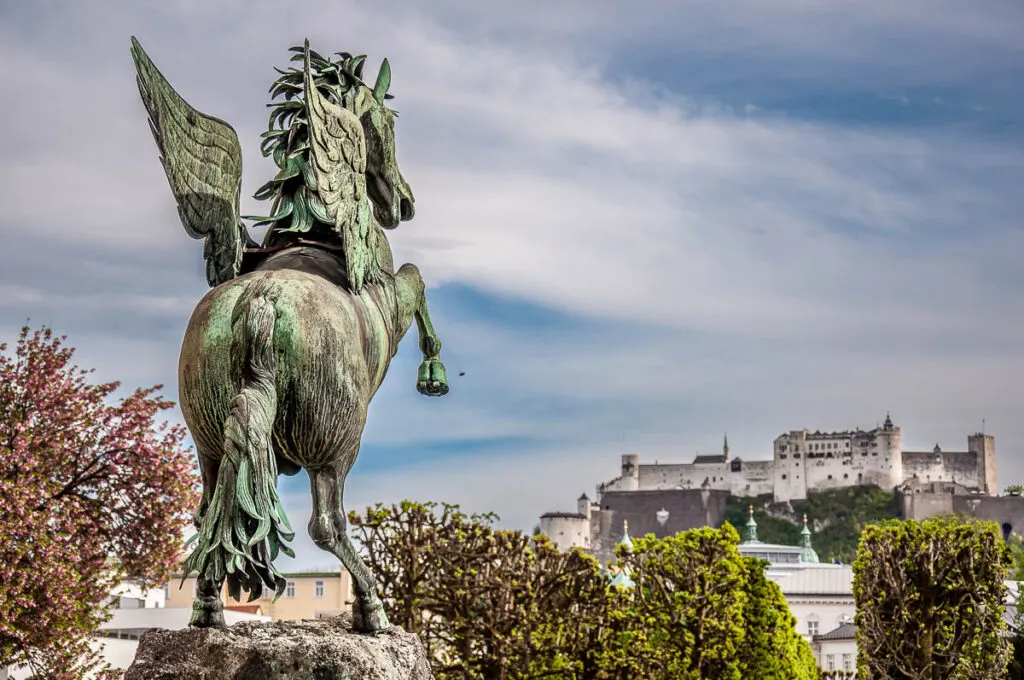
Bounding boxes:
183 280 295 603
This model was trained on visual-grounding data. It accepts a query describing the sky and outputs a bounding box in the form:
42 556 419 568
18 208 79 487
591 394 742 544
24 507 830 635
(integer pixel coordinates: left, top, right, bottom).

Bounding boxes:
0 0 1021 571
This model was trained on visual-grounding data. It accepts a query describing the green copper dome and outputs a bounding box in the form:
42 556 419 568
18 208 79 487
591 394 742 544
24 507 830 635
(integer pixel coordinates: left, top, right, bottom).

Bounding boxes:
799 514 820 564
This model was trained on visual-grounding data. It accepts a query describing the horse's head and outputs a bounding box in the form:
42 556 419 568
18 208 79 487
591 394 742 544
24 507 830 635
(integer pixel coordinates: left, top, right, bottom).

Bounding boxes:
345 62 415 229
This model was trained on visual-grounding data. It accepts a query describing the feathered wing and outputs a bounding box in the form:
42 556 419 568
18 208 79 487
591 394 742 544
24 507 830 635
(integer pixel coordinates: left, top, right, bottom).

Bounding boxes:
131 36 246 288
302 42 376 292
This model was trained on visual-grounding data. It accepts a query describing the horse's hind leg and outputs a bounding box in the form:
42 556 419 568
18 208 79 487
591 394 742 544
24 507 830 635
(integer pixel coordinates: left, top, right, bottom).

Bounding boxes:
190 450 226 628
307 456 390 633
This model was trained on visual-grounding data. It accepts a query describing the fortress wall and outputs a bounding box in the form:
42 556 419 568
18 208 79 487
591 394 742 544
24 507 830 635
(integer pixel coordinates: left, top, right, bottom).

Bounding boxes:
638 462 733 492
900 489 955 520
804 455 857 492
735 460 774 497
951 495 1024 536
902 451 980 488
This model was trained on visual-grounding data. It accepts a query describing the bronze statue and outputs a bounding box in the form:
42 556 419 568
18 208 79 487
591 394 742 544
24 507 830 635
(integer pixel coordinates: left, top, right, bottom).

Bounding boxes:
131 37 449 633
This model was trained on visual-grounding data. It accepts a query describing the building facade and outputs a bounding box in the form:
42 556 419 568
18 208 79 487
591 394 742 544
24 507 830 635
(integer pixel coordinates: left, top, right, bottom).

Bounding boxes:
165 567 353 621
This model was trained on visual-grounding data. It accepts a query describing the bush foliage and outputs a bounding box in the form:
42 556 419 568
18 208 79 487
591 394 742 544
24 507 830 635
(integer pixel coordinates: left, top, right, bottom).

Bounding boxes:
853 517 1012 680
350 501 817 679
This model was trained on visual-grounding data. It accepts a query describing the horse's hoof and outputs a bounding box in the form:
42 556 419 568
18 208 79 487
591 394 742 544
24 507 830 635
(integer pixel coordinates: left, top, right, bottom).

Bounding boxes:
189 599 226 628
352 598 392 634
417 359 449 397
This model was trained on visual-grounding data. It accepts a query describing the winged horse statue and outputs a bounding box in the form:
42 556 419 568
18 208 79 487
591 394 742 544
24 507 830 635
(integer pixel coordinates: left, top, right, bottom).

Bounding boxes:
131 37 449 633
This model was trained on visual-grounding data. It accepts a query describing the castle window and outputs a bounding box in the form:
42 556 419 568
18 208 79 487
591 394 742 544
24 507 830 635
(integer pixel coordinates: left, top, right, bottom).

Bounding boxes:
827 475 833 480
731 460 742 472
844 474 849 479
794 454 800 459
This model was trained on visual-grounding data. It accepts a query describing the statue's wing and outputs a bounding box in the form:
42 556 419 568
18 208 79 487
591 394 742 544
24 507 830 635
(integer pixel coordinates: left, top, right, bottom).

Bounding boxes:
131 36 246 288
303 42 375 292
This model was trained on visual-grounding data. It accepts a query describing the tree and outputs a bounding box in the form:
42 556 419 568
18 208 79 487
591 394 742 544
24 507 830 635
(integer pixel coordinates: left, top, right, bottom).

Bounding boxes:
0 326 199 679
853 517 1012 680
1005 485 1024 497
1007 535 1024 581
738 557 819 680
602 525 816 680
349 501 612 679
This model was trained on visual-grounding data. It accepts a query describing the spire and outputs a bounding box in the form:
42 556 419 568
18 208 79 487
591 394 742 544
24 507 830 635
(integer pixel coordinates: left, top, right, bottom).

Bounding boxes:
619 519 633 553
744 505 758 543
800 514 820 563
883 412 894 430
723 433 730 460
609 519 637 588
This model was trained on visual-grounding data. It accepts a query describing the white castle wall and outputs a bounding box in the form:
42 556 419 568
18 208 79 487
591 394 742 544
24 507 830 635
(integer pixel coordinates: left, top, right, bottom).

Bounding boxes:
593 420 995 505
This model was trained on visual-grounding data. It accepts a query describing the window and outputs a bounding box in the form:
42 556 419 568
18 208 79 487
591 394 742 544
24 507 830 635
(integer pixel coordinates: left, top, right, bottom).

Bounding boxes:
286 581 296 598
794 453 800 459
808 618 819 636
315 580 325 598
781 474 787 480
826 654 835 670
843 654 852 671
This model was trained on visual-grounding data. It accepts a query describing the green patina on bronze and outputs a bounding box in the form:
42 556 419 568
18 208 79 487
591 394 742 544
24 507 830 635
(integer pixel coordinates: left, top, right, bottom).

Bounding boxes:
131 37 448 634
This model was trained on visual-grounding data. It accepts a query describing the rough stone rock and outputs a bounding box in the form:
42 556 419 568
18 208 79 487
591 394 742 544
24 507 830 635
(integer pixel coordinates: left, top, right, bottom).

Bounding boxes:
124 613 434 680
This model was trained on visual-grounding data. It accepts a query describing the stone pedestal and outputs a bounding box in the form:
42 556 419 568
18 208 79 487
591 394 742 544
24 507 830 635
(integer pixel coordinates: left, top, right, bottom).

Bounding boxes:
124 613 433 680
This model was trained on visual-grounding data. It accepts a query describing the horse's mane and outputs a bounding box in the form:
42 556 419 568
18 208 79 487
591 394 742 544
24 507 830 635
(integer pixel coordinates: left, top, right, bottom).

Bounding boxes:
246 46 392 280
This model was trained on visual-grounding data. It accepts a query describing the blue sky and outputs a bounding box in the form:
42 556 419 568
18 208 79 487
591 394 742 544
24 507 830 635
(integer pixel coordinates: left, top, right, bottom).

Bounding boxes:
1 0 1022 570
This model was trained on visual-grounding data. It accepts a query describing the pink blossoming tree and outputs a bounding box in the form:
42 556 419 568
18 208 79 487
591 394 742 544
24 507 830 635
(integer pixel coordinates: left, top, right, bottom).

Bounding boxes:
0 326 199 679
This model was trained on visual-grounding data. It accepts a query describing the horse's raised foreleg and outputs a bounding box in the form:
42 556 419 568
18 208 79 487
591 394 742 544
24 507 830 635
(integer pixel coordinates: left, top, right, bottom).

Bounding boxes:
307 459 390 634
394 263 448 397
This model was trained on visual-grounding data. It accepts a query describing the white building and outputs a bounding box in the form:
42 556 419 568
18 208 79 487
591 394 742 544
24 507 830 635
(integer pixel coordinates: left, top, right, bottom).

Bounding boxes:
590 415 996 504
810 623 858 675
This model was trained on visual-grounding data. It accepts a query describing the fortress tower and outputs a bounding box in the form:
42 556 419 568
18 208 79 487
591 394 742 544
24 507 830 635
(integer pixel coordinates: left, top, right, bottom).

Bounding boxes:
876 412 903 491
968 433 997 495
619 454 640 491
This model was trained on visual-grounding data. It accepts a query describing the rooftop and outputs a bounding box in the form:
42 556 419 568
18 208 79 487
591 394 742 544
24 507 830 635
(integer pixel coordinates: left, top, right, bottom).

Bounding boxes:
814 622 857 641
540 511 586 520
768 565 854 596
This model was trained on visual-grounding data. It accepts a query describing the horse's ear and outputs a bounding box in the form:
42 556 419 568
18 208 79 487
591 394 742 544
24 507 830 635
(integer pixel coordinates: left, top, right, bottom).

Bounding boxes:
372 58 391 103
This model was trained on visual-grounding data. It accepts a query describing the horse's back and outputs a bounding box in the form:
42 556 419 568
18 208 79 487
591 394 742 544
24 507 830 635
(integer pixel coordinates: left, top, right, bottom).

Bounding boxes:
179 264 395 468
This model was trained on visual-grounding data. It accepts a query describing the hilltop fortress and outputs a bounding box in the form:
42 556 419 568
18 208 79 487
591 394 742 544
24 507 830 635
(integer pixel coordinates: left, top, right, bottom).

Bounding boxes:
599 413 996 503
541 414 999 561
